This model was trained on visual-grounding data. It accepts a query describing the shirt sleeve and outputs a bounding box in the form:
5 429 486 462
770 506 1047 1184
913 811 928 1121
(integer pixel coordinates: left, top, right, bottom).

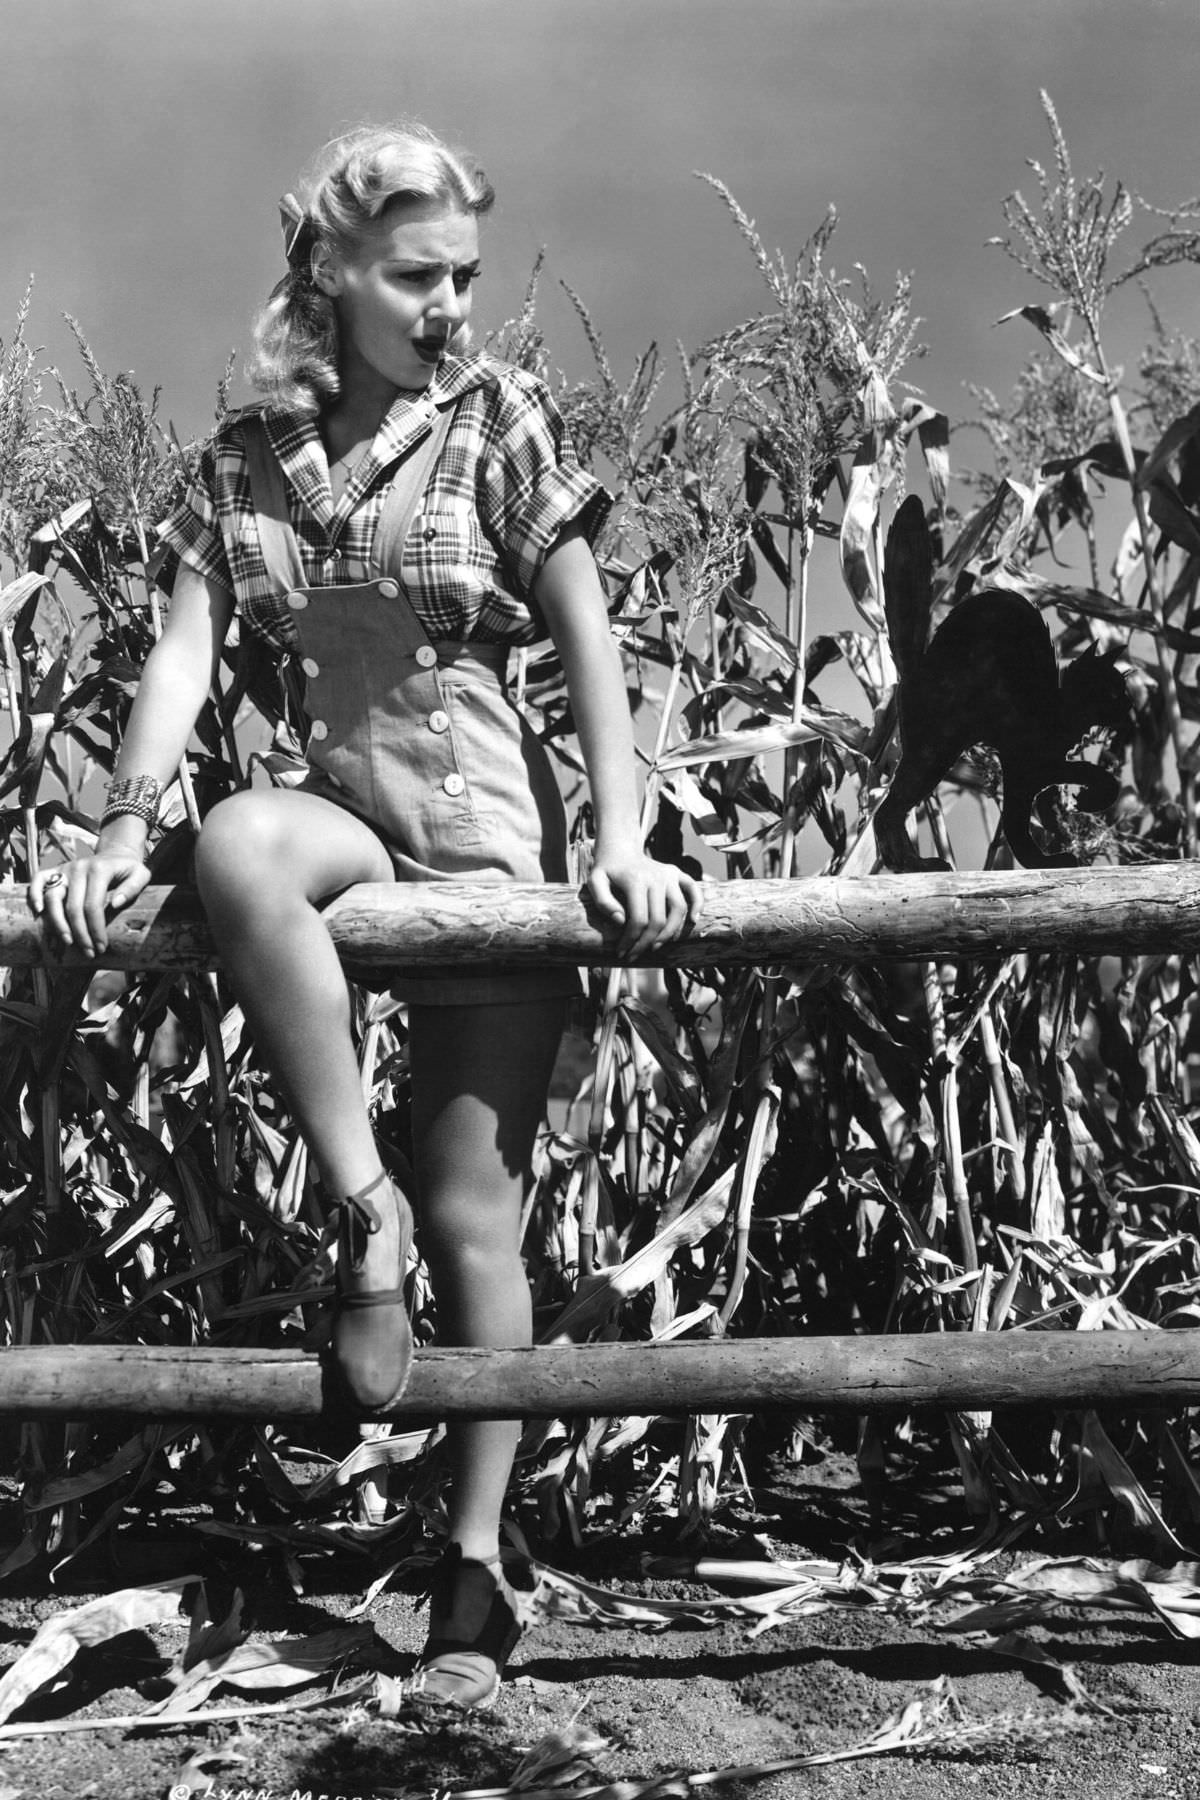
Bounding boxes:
153 438 237 597
480 374 612 600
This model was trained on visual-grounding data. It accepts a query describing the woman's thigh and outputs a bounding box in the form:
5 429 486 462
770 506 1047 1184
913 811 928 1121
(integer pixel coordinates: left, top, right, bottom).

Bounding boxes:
195 788 395 908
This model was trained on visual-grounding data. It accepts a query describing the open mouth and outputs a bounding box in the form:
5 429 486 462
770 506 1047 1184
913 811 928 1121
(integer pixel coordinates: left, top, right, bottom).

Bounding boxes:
413 337 447 364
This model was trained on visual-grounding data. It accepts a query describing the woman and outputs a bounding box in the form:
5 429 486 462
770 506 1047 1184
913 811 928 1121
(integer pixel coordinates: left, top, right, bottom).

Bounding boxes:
29 122 700 1708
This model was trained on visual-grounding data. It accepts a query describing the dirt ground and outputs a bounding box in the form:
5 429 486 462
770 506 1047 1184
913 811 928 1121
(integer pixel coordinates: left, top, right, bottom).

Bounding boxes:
0 1442 1197 1800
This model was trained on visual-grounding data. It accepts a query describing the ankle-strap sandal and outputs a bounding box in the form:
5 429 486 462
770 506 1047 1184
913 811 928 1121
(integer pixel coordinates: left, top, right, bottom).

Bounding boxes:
406 1544 523 1712
329 1169 414 1412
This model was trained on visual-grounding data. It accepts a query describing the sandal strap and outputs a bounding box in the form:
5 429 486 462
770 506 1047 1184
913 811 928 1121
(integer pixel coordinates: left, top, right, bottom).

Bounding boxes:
420 1546 522 1665
333 1169 391 1268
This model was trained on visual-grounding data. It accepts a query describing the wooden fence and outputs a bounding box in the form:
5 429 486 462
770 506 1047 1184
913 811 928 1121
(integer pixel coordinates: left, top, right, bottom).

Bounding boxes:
10 866 1200 1419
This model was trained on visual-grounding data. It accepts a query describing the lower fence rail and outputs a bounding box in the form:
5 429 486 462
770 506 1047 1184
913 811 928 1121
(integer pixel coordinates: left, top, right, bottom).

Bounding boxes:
1 1333 1198 1421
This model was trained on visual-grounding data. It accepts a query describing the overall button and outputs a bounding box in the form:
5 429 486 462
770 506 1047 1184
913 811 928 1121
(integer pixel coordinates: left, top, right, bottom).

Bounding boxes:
428 709 449 734
377 578 400 599
309 720 329 741
422 526 438 542
301 657 320 678
442 772 465 798
286 590 308 611
414 644 438 669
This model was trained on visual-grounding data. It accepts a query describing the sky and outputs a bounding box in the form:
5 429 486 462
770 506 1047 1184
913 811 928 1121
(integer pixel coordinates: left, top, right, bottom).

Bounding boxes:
3 0 1196 873
4 0 1198 455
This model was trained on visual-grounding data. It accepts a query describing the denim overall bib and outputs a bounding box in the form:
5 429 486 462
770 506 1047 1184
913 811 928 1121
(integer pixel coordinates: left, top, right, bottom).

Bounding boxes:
240 400 577 1006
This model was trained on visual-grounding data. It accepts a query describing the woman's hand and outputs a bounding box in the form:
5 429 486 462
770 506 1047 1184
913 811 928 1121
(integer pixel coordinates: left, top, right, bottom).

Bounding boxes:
28 851 152 959
587 844 702 958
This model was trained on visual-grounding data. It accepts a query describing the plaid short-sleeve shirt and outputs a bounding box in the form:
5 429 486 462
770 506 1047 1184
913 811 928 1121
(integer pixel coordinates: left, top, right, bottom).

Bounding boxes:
155 354 611 649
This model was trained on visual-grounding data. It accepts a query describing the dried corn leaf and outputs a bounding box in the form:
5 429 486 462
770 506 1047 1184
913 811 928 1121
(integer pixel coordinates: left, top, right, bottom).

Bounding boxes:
27 1426 186 1511
185 1585 244 1674
943 1555 1200 1639
0 1577 196 1724
655 720 820 771
290 1428 434 1502
149 1623 373 1714
1071 1411 1187 1558
0 1676 374 1742
529 1562 761 1631
722 592 800 669
905 399 951 514
509 1718 612 1789
444 1675 1085 1798
192 1518 398 1553
530 1552 915 1638
998 304 1105 383
0 572 51 631
543 1170 733 1343
619 998 703 1123
99 1187 174 1258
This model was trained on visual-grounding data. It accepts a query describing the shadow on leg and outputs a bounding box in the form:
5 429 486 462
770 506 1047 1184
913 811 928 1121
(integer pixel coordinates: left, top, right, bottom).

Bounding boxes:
409 996 566 1557
405 995 565 1709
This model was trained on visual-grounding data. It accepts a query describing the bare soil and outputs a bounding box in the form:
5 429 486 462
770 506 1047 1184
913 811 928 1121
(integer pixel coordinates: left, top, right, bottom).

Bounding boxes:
0 1445 1198 1800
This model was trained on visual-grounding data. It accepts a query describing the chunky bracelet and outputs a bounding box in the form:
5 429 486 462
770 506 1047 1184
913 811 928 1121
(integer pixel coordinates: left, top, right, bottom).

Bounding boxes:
101 774 163 830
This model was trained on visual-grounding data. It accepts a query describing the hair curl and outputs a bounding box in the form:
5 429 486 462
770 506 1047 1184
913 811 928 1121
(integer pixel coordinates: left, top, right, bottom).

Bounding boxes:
247 122 495 414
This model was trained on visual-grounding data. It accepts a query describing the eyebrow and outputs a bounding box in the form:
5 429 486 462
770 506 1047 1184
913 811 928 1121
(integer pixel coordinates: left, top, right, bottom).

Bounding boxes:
386 256 482 273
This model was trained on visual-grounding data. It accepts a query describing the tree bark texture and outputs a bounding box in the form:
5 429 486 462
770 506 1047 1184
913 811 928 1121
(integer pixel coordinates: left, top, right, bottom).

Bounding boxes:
3 864 1199 973
1 1333 1197 1420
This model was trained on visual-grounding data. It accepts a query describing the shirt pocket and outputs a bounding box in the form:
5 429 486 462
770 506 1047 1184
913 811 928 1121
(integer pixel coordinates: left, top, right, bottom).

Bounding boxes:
402 508 495 618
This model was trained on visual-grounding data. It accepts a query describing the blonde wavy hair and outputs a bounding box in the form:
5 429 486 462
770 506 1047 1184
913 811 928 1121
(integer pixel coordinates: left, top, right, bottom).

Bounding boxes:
248 122 495 414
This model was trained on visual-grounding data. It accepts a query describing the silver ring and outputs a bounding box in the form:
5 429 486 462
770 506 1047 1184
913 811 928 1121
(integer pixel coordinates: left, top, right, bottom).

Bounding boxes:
42 870 65 891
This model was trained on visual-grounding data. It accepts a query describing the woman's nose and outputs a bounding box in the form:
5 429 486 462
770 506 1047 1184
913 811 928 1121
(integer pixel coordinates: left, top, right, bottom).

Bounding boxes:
427 274 464 321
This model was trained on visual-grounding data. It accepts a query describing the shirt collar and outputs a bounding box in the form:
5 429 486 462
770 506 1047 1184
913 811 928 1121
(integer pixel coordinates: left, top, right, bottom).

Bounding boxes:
260 355 498 534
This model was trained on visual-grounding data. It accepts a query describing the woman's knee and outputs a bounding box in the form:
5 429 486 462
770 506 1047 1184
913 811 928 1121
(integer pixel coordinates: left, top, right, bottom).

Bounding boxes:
194 794 293 908
420 1205 520 1284
196 791 392 916
422 1230 530 1341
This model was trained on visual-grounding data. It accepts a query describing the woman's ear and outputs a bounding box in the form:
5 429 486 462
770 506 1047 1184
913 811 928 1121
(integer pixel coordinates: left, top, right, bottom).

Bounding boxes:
311 243 344 298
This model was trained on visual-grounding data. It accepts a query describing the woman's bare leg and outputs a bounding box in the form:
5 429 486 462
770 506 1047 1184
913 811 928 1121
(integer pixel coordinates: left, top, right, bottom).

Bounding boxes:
194 789 402 1291
409 998 565 1561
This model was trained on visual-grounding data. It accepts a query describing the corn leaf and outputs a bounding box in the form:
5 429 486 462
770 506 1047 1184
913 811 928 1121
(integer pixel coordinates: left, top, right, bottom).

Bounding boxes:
0 1578 197 1724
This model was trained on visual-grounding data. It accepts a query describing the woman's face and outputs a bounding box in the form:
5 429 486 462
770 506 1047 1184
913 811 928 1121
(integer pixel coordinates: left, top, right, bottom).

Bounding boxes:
319 196 481 397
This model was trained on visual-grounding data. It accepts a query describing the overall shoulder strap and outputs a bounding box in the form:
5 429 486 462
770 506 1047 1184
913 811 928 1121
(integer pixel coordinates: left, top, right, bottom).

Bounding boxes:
370 400 457 578
240 414 309 592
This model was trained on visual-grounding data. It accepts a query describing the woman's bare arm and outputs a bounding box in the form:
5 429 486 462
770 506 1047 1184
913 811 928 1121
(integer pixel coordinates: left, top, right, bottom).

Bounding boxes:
534 525 701 955
30 565 235 955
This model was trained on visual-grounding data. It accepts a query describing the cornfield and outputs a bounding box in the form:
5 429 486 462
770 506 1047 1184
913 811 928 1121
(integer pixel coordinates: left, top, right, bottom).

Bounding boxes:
4 91 1200 1581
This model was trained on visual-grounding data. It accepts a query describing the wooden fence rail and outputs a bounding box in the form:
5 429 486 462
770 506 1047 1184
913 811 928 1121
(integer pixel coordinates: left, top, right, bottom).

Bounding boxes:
2 1334 1199 1421
4 863 1200 973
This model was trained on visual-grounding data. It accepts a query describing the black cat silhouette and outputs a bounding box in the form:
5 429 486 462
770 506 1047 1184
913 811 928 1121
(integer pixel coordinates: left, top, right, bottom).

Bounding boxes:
873 496 1128 871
